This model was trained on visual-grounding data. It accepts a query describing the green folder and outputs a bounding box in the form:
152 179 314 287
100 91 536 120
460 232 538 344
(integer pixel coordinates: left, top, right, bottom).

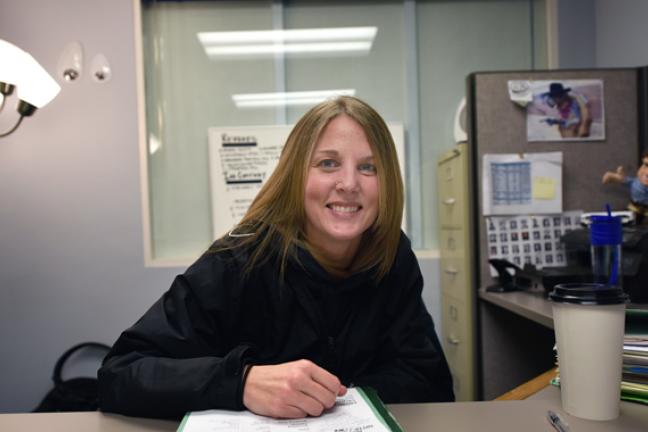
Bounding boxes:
356 387 405 432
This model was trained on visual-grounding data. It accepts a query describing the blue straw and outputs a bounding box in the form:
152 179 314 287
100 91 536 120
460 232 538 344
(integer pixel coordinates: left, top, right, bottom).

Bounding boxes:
609 253 619 285
605 203 619 285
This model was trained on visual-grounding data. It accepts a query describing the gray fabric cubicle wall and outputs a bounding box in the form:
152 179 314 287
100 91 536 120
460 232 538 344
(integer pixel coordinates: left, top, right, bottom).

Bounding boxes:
467 68 640 399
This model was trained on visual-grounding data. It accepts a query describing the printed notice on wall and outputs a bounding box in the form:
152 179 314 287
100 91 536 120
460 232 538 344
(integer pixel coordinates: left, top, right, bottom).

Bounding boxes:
485 211 582 274
482 152 563 216
208 124 406 240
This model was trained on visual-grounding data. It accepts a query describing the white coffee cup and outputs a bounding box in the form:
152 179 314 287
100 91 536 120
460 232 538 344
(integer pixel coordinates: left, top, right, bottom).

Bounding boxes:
550 283 627 421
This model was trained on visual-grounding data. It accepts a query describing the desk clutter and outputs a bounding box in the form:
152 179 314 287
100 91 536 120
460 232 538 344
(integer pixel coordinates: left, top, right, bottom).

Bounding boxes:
551 309 648 406
486 221 648 303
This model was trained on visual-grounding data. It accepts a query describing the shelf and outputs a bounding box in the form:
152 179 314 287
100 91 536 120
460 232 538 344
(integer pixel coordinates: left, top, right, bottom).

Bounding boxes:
479 289 648 331
479 289 554 329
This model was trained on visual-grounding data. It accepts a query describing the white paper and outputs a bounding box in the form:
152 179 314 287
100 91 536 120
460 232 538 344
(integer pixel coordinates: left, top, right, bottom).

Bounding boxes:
178 388 392 432
507 80 533 107
482 152 562 215
208 124 406 239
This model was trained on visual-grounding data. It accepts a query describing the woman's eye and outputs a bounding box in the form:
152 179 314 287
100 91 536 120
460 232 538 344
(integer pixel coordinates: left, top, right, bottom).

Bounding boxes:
317 159 339 169
359 163 377 174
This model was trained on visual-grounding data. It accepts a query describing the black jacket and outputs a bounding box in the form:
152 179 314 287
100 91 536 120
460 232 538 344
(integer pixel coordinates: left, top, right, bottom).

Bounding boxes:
98 232 454 419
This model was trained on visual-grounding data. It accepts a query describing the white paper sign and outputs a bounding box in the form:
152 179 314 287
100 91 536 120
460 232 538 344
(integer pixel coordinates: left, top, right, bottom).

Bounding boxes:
482 152 563 216
208 124 406 239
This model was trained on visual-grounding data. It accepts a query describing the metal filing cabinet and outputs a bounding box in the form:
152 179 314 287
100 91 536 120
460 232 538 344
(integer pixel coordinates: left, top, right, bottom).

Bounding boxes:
437 143 475 401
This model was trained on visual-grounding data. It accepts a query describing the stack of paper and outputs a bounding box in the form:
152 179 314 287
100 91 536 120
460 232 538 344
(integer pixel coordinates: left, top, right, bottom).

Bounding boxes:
177 387 403 432
622 309 648 404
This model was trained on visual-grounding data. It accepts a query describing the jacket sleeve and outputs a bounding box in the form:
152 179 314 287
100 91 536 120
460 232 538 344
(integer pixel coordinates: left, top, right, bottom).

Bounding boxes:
98 254 254 420
352 239 455 403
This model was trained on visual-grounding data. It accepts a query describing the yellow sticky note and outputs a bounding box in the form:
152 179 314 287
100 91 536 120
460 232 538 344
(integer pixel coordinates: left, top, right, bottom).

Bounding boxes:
533 177 556 200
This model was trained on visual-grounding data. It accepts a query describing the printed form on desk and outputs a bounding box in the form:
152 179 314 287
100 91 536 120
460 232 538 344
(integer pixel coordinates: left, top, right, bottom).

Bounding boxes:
178 387 399 432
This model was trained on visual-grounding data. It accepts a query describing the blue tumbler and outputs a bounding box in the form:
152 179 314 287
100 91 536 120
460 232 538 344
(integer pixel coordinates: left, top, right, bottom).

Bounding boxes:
589 215 623 288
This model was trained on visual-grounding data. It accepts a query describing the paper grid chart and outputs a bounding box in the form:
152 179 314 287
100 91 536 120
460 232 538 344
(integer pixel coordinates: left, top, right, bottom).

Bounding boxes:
485 211 583 273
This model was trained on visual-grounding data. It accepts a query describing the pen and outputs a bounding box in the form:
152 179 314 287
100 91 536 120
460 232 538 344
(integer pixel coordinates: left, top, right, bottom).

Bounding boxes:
547 410 569 432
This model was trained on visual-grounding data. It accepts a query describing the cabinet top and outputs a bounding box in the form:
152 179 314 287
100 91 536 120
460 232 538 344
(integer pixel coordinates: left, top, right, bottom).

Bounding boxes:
438 143 466 165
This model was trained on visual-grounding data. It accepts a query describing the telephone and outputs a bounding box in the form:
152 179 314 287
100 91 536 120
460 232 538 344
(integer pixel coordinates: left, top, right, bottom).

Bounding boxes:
486 258 532 292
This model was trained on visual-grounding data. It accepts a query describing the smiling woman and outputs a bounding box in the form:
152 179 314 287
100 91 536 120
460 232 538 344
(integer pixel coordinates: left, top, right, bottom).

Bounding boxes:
98 96 454 420
232 96 404 281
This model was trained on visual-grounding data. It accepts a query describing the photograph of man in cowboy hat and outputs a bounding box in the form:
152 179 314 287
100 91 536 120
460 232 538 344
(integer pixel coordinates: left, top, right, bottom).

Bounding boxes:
526 79 605 141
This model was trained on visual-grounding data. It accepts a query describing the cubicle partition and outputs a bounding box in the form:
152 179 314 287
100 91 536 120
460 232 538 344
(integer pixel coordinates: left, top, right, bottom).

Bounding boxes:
466 68 641 399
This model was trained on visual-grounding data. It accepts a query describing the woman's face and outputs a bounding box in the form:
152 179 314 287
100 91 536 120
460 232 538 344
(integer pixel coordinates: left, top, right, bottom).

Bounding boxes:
304 114 379 259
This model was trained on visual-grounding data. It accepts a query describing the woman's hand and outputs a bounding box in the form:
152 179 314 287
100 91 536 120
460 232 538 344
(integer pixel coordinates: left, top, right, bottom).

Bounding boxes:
242 359 347 418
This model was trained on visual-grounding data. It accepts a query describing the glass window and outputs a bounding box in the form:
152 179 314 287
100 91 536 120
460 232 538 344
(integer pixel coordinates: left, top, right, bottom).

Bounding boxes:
140 0 546 264
417 0 546 248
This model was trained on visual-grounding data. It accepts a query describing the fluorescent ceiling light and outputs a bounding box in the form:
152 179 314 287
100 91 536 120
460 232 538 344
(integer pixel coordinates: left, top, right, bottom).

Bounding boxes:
232 89 356 108
199 27 377 44
197 27 377 58
206 42 372 56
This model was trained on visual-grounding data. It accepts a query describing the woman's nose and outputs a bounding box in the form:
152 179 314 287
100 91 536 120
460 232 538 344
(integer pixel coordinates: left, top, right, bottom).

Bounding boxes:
335 167 360 192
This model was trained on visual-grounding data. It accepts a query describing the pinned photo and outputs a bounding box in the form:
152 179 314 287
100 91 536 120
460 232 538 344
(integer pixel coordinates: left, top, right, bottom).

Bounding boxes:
527 79 605 142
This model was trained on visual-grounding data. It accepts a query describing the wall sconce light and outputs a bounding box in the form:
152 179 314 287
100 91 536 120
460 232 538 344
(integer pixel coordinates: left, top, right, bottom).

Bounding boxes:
90 53 112 83
57 41 83 82
0 39 61 137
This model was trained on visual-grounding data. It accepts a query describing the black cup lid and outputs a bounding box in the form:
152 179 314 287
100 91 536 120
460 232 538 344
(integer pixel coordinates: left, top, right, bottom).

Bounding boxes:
549 283 628 305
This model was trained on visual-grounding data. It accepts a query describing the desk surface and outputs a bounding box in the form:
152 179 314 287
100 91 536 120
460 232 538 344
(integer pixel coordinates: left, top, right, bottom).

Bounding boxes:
391 386 647 432
2 387 646 432
479 288 554 328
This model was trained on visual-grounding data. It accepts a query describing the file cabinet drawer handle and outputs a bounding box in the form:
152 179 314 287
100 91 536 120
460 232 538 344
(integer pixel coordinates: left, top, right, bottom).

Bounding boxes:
443 198 456 206
447 336 460 345
444 267 459 275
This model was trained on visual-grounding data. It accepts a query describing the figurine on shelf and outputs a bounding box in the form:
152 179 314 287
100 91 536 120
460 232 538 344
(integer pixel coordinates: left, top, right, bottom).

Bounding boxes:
602 151 648 224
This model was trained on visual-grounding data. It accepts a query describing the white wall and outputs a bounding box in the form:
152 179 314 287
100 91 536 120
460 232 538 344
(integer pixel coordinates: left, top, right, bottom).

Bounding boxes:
0 0 442 413
0 0 181 412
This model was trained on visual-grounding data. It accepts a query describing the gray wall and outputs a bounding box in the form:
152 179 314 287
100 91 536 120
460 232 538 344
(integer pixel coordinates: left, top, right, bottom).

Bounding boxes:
594 0 648 68
556 0 648 70
0 0 181 412
557 0 596 68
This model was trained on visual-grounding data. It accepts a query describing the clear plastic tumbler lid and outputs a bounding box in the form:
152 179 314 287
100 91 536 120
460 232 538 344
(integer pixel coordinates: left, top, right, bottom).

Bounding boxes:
549 283 627 305
589 215 622 246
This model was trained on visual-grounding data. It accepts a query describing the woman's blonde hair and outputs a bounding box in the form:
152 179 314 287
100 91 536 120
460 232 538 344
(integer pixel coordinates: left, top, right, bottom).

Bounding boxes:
225 95 404 280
